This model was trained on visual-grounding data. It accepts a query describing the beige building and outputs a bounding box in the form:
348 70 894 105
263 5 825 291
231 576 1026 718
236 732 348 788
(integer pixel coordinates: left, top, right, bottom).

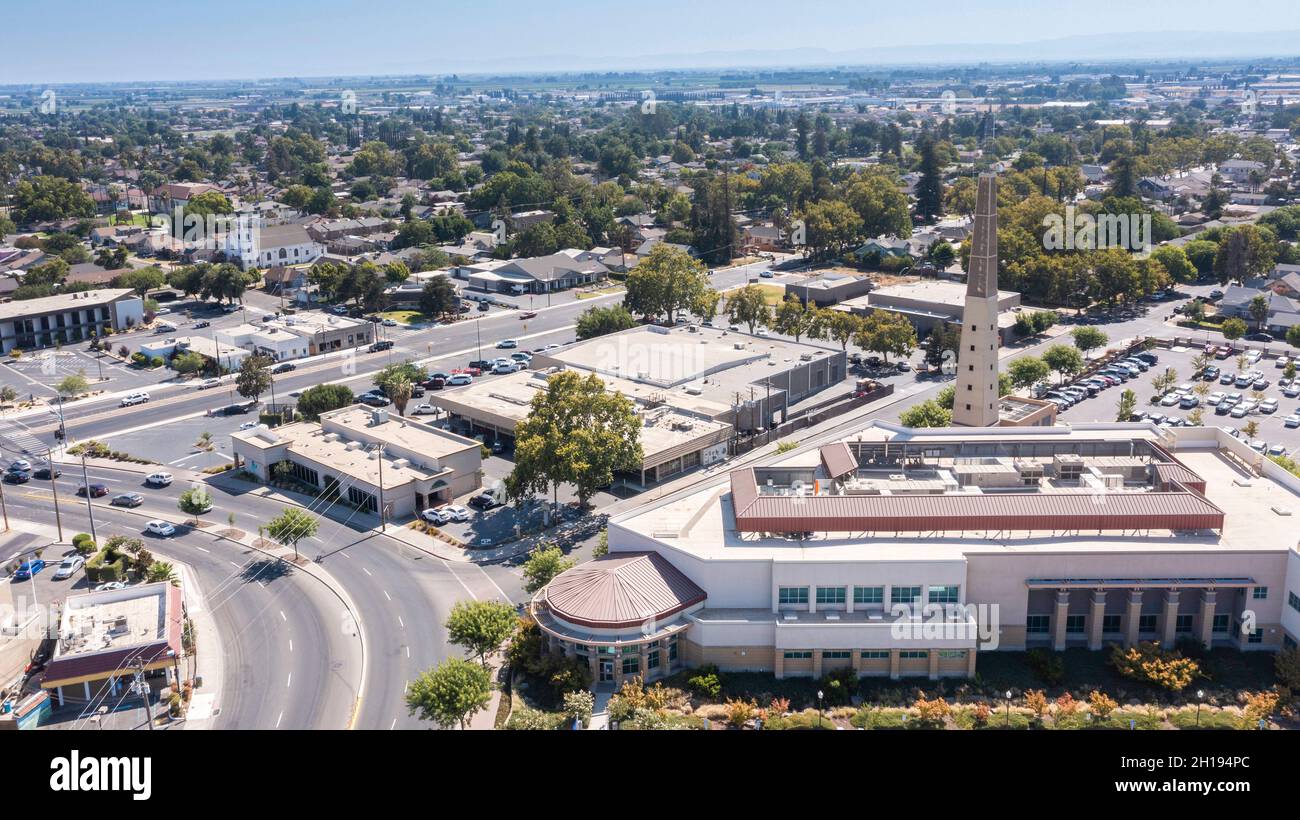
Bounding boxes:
532 420 1300 686
952 173 1003 427
231 406 482 519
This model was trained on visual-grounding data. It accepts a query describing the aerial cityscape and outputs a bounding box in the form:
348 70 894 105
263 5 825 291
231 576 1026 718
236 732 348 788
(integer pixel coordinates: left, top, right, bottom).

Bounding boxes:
3 3 1300 785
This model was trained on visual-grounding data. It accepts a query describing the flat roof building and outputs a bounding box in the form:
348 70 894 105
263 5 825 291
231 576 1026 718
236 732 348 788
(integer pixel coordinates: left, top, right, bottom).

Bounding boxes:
839 279 1022 345
530 420 1300 688
0 289 144 354
232 405 482 520
41 582 183 707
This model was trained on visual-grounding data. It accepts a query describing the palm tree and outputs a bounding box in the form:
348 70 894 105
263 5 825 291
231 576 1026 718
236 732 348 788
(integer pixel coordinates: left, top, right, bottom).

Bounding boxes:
146 561 178 585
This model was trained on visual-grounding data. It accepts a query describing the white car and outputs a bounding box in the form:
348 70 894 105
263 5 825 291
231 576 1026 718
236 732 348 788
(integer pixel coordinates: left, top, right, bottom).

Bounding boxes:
197 378 221 390
495 339 519 349
492 362 520 374
1207 391 1226 405
94 581 127 592
421 507 450 525
446 373 473 386
120 392 150 407
52 556 85 579
439 504 472 523
239 421 259 430
1284 414 1300 428
1259 398 1279 414
146 471 173 487
1276 356 1290 369
146 520 176 537
412 403 436 415
1159 393 1181 407
381 318 398 327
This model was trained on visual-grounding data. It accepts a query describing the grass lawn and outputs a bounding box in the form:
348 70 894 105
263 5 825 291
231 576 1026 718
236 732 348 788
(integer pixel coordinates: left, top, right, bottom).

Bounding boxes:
575 285 625 300
378 310 429 325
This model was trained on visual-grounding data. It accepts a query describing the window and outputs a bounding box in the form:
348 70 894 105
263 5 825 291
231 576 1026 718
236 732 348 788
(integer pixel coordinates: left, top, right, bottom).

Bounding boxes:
1289 591 1300 614
622 656 639 674
928 585 960 604
860 651 889 660
854 586 884 605
938 650 966 660
1026 615 1050 634
1253 586 1268 600
778 587 808 606
823 651 851 659
1138 614 1158 633
1102 614 1121 634
647 650 660 670
1248 628 1263 645
1066 615 1085 634
668 640 678 662
1176 614 1194 634
899 650 928 659
892 586 921 605
816 586 846 606
1213 613 1229 633
783 651 812 660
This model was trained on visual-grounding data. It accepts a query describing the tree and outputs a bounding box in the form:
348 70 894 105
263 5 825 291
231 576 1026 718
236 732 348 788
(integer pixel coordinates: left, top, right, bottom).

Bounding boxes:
508 371 642 508
844 171 912 240
406 658 493 729
623 243 709 321
812 310 862 351
11 175 95 224
772 297 816 342
177 485 213 526
445 600 517 667
914 134 944 223
798 199 862 260
418 276 459 320
172 351 206 376
1071 326 1109 355
576 304 637 341
265 507 319 562
900 399 952 428
1289 325 1300 349
56 371 90 398
296 383 353 420
1007 356 1050 391
1116 388 1138 421
375 362 426 417
1248 295 1270 332
725 285 772 333
145 561 178 585
854 310 916 363
1043 344 1084 383
113 267 165 296
521 542 576 593
1221 317 1247 341
235 355 272 400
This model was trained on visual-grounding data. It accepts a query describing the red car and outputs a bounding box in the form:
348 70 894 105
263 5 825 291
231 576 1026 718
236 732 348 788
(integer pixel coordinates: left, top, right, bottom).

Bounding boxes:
453 366 481 377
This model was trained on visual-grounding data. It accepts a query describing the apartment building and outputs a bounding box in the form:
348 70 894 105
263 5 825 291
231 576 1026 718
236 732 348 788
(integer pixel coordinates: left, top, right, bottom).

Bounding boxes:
0 289 144 354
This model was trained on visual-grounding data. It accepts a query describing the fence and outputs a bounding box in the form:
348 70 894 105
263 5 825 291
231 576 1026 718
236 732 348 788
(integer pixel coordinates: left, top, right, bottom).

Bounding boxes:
732 383 893 455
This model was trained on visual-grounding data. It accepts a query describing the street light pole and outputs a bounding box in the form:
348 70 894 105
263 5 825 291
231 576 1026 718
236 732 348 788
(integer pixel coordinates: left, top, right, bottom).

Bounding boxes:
46 449 63 543
1005 690 1013 727
79 449 97 543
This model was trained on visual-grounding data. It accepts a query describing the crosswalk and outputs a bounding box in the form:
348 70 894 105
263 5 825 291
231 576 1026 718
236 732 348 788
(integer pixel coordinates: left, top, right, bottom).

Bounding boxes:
0 416 50 459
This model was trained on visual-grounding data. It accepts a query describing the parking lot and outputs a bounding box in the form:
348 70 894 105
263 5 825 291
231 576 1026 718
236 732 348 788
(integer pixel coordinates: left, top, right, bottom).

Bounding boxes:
1052 343 1300 459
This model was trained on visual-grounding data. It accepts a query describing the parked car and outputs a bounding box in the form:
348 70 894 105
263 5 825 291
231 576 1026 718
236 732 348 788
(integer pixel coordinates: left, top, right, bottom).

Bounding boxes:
111 492 145 508
440 504 472 522
359 393 392 407
1268 444 1288 457
421 507 450 525
468 492 501 510
77 483 109 497
510 352 532 364
13 560 46 580
1220 372 1235 385
52 556 85 580
32 466 61 480
492 362 520 374
197 378 221 390
145 471 173 487
146 520 176 537
3 471 29 484
193 320 210 329
94 582 127 592
1277 356 1291 369
1260 398 1279 414
1179 395 1200 409
1207 391 1226 405
368 340 394 353
446 373 473 386
273 362 296 373
412 404 437 415
1285 414 1300 428
519 311 537 319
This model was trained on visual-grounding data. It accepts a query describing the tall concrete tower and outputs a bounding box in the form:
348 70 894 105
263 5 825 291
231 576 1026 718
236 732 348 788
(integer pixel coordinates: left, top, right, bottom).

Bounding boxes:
951 173 1002 427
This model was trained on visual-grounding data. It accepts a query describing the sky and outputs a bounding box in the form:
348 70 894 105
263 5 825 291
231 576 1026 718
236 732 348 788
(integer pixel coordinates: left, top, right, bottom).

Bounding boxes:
4 0 1300 84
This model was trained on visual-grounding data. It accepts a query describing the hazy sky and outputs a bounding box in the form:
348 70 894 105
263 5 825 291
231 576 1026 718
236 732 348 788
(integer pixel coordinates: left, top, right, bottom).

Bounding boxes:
5 0 1300 84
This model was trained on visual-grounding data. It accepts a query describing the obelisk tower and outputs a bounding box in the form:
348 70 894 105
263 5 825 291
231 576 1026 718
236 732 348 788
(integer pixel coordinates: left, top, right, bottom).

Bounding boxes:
951 173 1001 427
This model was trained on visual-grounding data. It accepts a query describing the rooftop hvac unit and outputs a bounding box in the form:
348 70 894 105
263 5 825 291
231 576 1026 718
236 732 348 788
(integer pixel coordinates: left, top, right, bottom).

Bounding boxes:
684 386 703 395
370 408 389 425
345 441 363 451
392 458 410 470
734 342 746 350
323 433 340 443
800 352 813 361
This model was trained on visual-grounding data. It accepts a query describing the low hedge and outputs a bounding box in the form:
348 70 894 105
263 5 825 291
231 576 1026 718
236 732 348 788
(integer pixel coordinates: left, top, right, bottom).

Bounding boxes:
84 550 129 583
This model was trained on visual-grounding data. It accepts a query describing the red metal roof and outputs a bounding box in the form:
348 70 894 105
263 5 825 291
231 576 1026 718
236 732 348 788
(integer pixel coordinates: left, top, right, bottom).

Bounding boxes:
819 442 857 479
543 552 706 629
41 584 183 688
730 469 1224 534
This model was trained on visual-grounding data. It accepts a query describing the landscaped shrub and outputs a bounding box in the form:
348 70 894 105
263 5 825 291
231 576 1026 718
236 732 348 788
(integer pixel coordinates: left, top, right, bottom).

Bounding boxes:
84 550 128 583
504 707 568 730
818 665 858 706
686 664 722 700
1026 648 1065 685
1088 690 1118 718
1110 642 1201 692
911 695 951 727
723 698 758 728
71 533 96 555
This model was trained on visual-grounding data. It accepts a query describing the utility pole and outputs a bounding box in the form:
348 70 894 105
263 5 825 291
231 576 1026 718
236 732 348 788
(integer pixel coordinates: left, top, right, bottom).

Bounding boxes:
47 449 63 543
0 477 9 531
79 449 97 543
132 658 155 730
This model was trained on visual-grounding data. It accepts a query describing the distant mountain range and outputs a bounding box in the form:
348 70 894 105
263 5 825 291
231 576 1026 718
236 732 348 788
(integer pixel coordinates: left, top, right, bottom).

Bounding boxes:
422 30 1300 76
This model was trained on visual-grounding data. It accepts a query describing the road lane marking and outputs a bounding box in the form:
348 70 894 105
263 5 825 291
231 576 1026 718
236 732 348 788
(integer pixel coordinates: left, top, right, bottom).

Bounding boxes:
397 615 404 628
362 567 372 576
276 711 283 729
195 546 209 553
383 589 391 601
280 610 286 621
286 673 292 688
289 639 293 652
390 718 397 730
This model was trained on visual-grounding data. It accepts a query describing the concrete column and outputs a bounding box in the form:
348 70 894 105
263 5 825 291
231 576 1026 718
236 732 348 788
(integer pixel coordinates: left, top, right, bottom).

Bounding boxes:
808 590 816 614
1052 589 1070 651
56 686 64 707
889 649 900 680
1161 590 1181 647
587 650 599 683
845 590 854 614
927 650 939 680
1124 590 1144 648
966 649 977 678
83 681 91 700
811 649 824 678
774 650 785 680
1087 590 1107 650
1198 590 1218 648
638 643 650 680
851 649 863 677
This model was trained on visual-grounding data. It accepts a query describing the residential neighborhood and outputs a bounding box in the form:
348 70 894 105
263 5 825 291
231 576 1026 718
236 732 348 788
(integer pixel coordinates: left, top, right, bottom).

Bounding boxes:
1 0 1299 801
